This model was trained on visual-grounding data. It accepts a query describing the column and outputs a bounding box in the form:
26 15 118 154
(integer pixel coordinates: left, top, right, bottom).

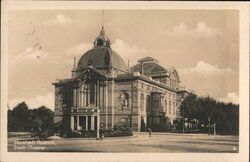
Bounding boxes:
96 80 100 139
82 87 86 107
73 89 76 107
81 84 84 107
71 116 74 130
91 116 95 130
79 85 82 107
111 81 115 127
85 115 88 130
77 88 80 107
88 85 90 106
105 81 108 129
77 116 80 130
76 88 78 107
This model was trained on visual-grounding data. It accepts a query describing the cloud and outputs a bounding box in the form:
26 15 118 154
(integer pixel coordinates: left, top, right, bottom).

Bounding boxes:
173 22 188 32
9 93 54 110
56 14 72 24
12 46 65 65
16 47 50 61
178 61 238 103
112 39 147 65
42 14 72 25
66 42 93 56
219 92 239 104
181 61 233 74
167 22 221 38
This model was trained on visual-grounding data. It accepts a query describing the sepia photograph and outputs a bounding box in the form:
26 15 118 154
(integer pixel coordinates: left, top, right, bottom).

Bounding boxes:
1 1 249 162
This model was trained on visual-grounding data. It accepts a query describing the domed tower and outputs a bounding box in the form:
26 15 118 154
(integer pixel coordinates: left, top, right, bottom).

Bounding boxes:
94 26 111 48
75 26 127 77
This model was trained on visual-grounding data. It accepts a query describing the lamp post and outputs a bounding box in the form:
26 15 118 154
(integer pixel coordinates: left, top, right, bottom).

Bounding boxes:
208 116 211 135
181 98 184 134
96 80 100 140
96 108 100 139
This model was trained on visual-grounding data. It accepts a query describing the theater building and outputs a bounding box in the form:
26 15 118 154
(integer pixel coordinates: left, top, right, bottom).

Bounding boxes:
53 27 190 132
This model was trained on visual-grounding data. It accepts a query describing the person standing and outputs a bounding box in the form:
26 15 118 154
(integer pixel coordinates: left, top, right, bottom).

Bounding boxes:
100 127 104 140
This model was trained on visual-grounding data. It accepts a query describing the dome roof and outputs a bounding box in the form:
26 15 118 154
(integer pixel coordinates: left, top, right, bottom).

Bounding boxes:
130 57 167 74
76 47 127 71
76 27 127 72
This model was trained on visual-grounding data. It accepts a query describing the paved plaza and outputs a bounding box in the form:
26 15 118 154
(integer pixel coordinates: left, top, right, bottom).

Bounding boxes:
8 132 239 153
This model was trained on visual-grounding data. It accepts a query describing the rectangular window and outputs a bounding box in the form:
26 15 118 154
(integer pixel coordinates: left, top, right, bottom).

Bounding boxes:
82 116 86 130
94 116 97 131
74 116 77 130
88 116 91 130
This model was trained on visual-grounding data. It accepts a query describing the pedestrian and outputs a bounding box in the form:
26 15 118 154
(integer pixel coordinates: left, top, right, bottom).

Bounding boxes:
148 128 152 137
100 128 104 140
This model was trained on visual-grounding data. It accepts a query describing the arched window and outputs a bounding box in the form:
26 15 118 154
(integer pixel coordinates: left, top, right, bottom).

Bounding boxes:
84 85 88 106
96 39 104 46
140 93 144 111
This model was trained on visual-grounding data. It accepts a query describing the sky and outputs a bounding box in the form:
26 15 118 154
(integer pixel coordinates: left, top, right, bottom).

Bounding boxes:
7 9 239 109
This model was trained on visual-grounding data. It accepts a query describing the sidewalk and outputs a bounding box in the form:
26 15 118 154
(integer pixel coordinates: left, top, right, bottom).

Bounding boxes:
133 132 216 136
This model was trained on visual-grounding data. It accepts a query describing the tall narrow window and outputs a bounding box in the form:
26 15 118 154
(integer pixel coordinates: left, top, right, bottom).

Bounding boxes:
165 100 167 113
85 85 89 106
140 93 144 111
146 95 150 111
90 83 95 105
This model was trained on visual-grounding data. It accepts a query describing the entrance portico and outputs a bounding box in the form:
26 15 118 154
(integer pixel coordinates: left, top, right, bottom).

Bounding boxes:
70 108 98 131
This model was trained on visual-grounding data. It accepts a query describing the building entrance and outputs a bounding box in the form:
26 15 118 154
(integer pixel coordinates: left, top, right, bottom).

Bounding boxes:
72 115 97 131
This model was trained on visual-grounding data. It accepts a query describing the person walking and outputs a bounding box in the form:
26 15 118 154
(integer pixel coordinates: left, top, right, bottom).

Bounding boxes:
148 128 152 137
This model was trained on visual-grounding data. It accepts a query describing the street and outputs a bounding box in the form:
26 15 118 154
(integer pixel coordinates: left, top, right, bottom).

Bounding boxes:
8 132 239 153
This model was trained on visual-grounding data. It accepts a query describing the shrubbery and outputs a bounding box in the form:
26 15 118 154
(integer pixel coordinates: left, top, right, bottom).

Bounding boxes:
66 127 133 138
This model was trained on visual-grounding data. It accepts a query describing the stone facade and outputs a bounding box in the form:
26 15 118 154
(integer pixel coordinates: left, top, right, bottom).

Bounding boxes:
53 27 190 132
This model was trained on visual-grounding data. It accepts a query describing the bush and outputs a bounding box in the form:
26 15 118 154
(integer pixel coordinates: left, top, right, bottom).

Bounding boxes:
103 127 133 137
66 127 133 138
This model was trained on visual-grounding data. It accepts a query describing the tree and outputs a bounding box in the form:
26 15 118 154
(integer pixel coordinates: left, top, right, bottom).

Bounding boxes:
32 106 54 132
8 102 30 131
179 94 239 135
8 102 54 136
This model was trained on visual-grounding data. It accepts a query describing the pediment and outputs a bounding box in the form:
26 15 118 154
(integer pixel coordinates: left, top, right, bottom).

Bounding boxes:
76 66 107 81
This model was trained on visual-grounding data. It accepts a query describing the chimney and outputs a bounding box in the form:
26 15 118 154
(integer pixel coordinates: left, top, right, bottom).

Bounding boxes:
140 62 144 75
71 57 77 77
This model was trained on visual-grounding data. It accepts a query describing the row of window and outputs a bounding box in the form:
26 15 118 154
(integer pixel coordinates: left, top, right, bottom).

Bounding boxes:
139 82 177 99
139 93 177 115
73 83 97 107
163 100 177 115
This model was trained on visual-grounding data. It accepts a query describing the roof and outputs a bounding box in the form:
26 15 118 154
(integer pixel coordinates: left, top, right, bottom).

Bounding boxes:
76 47 127 72
138 56 159 64
52 67 107 86
130 61 167 75
115 73 176 92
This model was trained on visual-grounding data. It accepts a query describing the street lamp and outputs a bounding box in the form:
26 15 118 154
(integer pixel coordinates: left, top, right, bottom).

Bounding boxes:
181 98 184 134
96 108 100 140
